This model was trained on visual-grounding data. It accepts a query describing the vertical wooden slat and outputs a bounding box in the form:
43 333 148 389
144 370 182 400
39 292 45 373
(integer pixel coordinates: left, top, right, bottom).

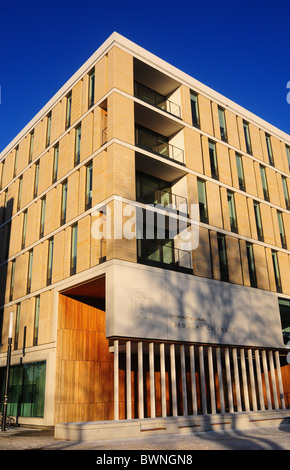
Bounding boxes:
275 351 286 409
208 346 216 414
138 342 144 419
180 345 188 416
199 346 207 415
269 351 279 410
232 348 242 412
170 344 178 417
114 339 119 420
160 343 167 417
126 341 131 419
248 349 258 410
255 349 265 411
190 345 198 415
216 347 225 413
262 350 272 410
240 349 250 411
149 342 155 418
225 348 234 413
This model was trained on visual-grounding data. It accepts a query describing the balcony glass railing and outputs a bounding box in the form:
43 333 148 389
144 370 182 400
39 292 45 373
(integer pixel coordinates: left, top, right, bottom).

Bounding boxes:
135 128 184 165
136 182 187 214
137 240 192 273
134 82 181 118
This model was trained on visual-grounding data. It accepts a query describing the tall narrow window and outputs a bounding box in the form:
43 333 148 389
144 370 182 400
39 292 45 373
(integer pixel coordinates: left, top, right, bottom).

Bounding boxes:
74 125 81 166
197 178 208 223
47 237 54 286
253 201 263 241
243 121 252 154
85 161 93 210
277 211 287 249
71 224 78 275
65 92 72 128
17 175 23 211
217 233 229 282
29 130 34 163
218 106 227 142
272 250 282 292
286 145 290 171
265 134 274 166
14 303 21 350
46 112 51 147
260 165 269 201
40 196 46 238
52 144 59 183
27 249 33 294
13 146 19 178
282 176 290 209
227 191 237 232
0 161 4 190
88 68 95 108
235 153 245 191
208 140 218 179
190 91 200 128
33 296 40 346
246 242 257 288
61 180 68 225
22 210 27 249
34 161 40 198
9 259 16 301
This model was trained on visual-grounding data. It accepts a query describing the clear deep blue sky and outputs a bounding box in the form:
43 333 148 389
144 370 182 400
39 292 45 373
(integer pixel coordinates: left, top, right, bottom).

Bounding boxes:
0 0 289 153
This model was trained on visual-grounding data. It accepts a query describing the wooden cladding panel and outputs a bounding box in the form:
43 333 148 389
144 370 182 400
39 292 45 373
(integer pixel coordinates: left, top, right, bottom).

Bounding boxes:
55 293 114 424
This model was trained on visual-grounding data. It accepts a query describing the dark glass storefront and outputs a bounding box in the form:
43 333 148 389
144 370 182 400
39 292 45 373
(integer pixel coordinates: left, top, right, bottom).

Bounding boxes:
0 361 46 418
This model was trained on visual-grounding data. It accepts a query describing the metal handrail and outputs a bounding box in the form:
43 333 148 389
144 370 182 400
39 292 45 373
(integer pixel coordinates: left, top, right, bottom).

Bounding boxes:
134 82 181 118
139 240 192 270
135 128 184 164
136 182 187 211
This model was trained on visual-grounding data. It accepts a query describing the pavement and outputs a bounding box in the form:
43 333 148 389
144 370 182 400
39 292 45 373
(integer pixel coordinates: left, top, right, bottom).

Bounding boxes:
0 423 289 453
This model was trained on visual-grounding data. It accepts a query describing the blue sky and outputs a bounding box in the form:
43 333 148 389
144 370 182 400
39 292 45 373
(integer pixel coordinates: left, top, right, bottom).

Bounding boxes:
0 0 289 153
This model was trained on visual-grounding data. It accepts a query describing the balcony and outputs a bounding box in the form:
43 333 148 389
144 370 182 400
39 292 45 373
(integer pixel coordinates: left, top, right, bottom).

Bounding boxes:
136 172 187 215
134 82 181 118
135 126 184 165
137 239 193 274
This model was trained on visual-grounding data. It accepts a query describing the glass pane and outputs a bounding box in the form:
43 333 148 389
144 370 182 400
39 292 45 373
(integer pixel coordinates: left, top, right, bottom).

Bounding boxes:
190 91 199 127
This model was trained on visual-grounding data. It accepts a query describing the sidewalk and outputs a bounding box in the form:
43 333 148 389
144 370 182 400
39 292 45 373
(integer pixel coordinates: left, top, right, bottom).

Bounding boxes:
0 423 289 451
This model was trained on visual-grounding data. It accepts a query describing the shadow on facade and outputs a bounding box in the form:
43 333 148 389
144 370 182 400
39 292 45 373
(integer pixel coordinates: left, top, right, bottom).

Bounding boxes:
0 198 13 347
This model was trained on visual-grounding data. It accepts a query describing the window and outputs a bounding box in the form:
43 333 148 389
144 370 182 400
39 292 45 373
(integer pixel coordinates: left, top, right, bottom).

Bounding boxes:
61 180 68 225
235 153 245 191
217 233 229 282
88 68 95 108
253 201 263 241
46 112 51 147
13 146 19 178
74 125 81 166
27 249 33 294
0 161 4 190
40 196 46 238
0 361 46 417
246 242 257 288
14 303 21 350
272 250 281 292
71 224 78 275
282 176 290 209
190 91 200 128
47 237 54 286
197 178 208 223
33 296 40 346
22 210 27 249
260 165 269 201
286 145 290 171
85 161 93 210
265 134 274 166
65 92 72 128
9 259 16 302
34 161 40 198
218 106 227 142
208 140 218 179
278 298 290 345
227 191 237 232
277 211 287 249
52 144 59 183
29 131 34 163
17 175 23 211
243 121 252 154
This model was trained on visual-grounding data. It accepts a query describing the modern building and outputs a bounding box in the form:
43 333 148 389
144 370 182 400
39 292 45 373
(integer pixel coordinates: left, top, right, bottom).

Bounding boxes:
0 32 290 439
